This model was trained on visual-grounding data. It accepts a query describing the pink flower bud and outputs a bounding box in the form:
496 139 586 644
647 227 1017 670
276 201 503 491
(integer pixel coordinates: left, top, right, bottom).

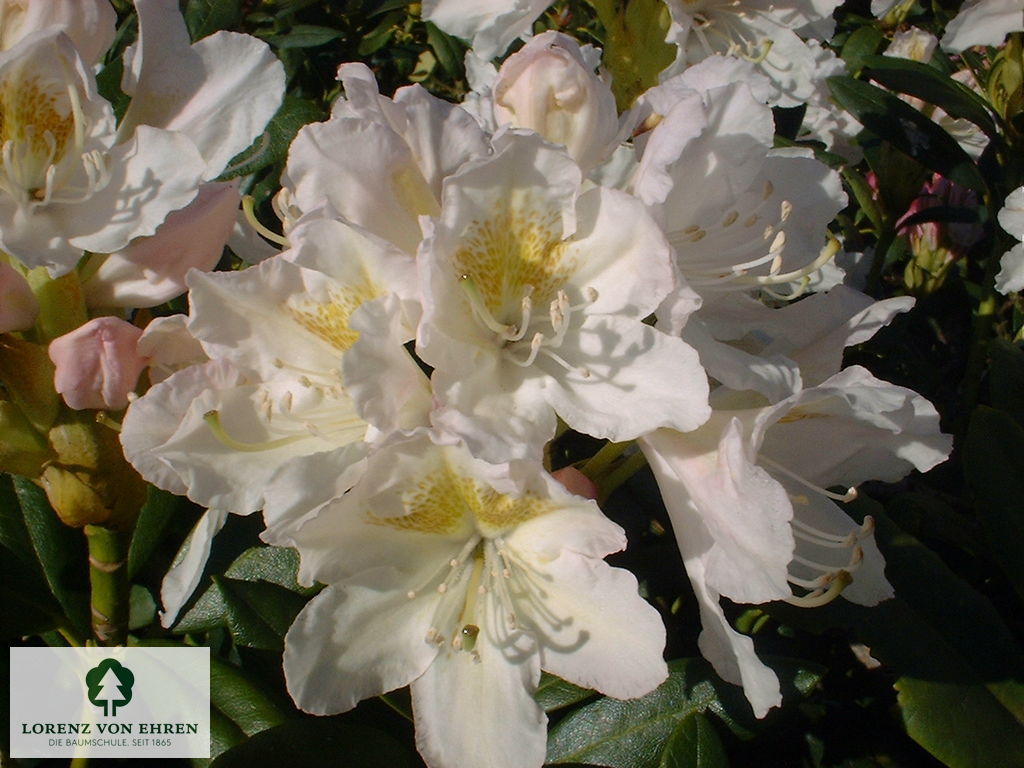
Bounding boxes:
551 466 600 500
0 261 39 332
49 317 149 410
493 31 618 173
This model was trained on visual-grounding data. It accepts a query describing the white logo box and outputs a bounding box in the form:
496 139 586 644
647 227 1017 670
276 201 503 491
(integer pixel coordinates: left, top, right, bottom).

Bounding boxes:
10 646 210 759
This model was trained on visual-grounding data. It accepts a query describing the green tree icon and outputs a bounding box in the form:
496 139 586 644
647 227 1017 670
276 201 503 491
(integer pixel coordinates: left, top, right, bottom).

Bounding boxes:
86 658 135 716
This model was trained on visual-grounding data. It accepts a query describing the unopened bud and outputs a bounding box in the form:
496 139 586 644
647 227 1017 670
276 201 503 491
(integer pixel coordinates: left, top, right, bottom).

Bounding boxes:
493 31 618 173
49 317 148 411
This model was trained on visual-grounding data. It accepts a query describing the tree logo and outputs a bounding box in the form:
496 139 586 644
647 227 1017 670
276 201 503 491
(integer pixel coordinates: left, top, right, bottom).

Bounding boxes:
85 659 135 716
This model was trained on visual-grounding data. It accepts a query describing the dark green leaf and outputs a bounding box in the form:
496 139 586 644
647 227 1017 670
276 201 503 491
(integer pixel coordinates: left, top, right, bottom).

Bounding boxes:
209 656 288 737
184 0 242 39
173 547 315 647
546 658 823 767
264 24 343 49
987 339 1024 428
215 577 308 650
896 677 1024 768
426 22 464 78
211 720 414 768
964 406 1024 602
535 672 595 713
127 486 182 580
862 55 1001 138
356 12 402 56
842 167 884 232
12 476 89 636
766 501 1024 767
660 713 730 768
204 706 246 766
95 57 130 123
840 26 885 76
827 76 986 192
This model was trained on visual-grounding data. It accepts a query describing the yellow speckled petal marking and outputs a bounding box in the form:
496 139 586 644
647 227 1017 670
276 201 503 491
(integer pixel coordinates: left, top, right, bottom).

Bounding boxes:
0 74 74 188
452 203 576 323
287 280 381 353
368 463 554 536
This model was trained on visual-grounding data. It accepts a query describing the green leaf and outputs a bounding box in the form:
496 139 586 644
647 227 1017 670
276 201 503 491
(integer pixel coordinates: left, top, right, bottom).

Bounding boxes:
209 656 288 737
425 22 464 78
840 26 885 76
862 55 1001 138
264 24 343 49
660 713 729 768
841 167 884 232
987 339 1024 428
12 476 89 636
535 672 595 712
173 546 316 648
896 677 1024 768
127 486 182 580
184 0 242 39
356 12 402 55
766 501 1024 768
210 720 414 768
827 76 987 192
964 405 1024 602
546 658 823 767
128 584 157 631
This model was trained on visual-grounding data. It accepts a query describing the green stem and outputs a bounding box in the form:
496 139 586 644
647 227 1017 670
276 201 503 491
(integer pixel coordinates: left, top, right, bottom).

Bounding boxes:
598 451 649 503
378 692 414 723
84 525 130 646
580 440 629 482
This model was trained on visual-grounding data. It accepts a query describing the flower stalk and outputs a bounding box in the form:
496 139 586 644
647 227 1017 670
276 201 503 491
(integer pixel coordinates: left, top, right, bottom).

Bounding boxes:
84 523 130 646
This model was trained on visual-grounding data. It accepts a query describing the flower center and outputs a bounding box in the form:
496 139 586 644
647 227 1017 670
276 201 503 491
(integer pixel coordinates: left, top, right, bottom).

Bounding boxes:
0 67 109 206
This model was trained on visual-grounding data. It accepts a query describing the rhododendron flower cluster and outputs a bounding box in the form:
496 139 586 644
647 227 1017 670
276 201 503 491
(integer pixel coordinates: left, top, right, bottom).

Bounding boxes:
12 2 1020 768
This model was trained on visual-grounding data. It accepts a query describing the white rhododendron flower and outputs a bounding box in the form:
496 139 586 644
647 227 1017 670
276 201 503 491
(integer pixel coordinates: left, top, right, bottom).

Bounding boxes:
941 0 1024 52
0 28 205 273
641 366 952 715
422 0 553 61
630 60 845 301
284 63 488 254
418 131 710 462
281 434 668 768
996 186 1024 294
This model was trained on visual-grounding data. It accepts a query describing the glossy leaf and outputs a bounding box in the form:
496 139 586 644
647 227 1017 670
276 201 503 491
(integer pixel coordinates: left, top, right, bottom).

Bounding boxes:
185 0 242 40
546 658 822 767
209 656 289 737
964 406 1024 603
12 476 89 636
220 95 323 181
828 76 986 192
127 486 183 580
210 721 415 768
660 713 730 768
840 26 885 76
264 24 343 49
862 55 1001 138
535 672 596 713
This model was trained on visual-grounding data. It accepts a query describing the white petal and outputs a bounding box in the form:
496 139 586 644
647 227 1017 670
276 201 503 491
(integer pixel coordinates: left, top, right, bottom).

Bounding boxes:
285 583 441 714
159 508 229 627
757 366 952 488
83 181 239 308
68 126 206 254
641 425 794 604
524 548 668 698
412 627 545 768
941 0 1024 51
121 0 284 177
542 315 711 441
995 243 1024 294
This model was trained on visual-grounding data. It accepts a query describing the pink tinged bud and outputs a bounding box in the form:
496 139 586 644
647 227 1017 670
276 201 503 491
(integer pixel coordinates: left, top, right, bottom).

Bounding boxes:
83 181 241 309
49 317 149 411
493 31 618 173
0 262 39 332
551 466 600 500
